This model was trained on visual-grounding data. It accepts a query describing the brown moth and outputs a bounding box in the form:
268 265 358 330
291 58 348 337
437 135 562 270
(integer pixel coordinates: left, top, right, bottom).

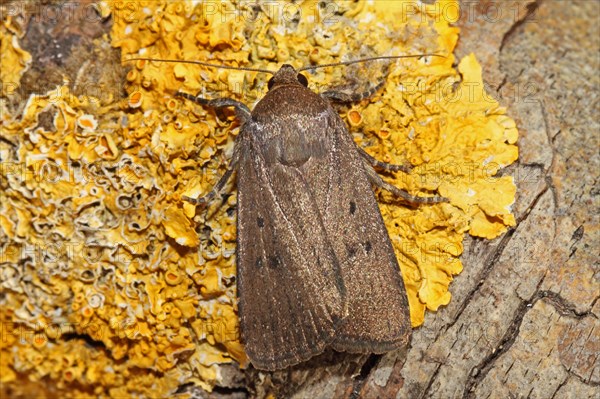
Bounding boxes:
132 56 446 370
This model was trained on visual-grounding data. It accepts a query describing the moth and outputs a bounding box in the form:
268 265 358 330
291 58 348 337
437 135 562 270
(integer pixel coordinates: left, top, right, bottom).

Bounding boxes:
131 55 446 370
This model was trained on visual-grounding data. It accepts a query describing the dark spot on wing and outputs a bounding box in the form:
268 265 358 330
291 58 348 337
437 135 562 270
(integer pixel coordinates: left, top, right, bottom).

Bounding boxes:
364 241 372 253
268 255 281 269
255 258 263 268
257 216 265 228
349 201 356 215
331 314 342 326
347 245 358 258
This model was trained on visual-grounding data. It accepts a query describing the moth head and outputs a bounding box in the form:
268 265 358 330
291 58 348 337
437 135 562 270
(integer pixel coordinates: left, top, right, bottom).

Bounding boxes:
267 64 308 91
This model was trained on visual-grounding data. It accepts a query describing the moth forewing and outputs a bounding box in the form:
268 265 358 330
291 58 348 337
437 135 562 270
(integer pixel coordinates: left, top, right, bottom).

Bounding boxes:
236 68 349 370
325 114 412 353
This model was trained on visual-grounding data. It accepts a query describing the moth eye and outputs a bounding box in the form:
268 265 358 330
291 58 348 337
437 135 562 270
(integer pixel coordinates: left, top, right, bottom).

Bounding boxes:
267 77 275 90
297 73 308 87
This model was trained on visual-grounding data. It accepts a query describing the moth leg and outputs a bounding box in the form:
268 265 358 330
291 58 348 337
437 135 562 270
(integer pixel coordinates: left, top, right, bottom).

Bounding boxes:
357 146 413 173
321 79 386 103
363 160 448 204
182 166 235 206
177 91 247 207
182 142 241 207
177 91 251 123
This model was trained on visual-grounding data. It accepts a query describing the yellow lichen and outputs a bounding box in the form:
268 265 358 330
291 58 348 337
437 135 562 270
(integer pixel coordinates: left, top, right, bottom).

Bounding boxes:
0 0 518 396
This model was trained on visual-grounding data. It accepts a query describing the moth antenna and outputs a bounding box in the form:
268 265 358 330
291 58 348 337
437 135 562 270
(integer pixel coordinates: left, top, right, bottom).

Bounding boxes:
125 57 276 75
298 54 447 72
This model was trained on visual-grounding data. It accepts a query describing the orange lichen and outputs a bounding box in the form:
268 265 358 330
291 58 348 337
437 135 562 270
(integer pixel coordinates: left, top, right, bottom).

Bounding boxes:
128 91 143 108
0 0 518 396
347 109 363 126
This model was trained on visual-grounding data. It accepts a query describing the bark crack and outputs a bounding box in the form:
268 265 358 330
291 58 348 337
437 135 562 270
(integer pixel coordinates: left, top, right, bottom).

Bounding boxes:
539 291 599 320
420 361 443 399
462 287 598 398
462 277 545 399
440 183 549 339
549 376 570 399
349 354 380 399
498 0 543 53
